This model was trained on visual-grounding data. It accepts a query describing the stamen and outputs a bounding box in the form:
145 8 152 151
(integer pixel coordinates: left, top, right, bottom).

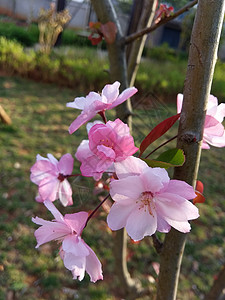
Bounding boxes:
138 191 155 216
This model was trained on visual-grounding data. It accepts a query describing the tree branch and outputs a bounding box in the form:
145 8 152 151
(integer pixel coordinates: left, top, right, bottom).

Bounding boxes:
156 0 225 299
125 0 198 45
204 265 225 300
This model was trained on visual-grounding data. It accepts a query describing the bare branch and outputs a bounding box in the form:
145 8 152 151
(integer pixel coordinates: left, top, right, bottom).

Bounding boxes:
125 0 198 45
204 265 225 300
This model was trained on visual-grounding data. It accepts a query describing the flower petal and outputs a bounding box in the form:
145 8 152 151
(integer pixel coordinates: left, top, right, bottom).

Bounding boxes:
85 243 103 282
164 180 196 199
126 207 157 241
110 87 138 109
58 153 74 175
39 176 59 202
114 156 148 179
63 251 86 281
110 175 143 203
62 235 89 257
102 81 120 103
107 202 135 230
58 180 73 206
68 111 97 134
64 211 88 236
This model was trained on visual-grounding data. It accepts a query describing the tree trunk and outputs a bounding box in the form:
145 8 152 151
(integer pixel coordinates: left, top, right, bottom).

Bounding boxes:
156 1 225 299
90 0 136 296
55 0 66 47
127 0 157 87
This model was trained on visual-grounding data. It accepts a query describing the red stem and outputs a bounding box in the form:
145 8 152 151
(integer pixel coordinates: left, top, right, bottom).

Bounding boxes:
144 135 178 159
85 193 110 227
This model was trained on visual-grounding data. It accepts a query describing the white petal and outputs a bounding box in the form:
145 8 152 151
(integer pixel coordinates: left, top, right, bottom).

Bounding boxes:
107 203 135 230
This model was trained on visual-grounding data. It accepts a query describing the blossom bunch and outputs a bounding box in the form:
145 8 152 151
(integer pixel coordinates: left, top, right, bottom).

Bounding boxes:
31 82 224 283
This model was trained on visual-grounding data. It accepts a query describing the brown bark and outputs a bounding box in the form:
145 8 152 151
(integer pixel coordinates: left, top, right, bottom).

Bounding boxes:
127 0 157 87
204 265 225 300
90 0 136 296
156 1 225 300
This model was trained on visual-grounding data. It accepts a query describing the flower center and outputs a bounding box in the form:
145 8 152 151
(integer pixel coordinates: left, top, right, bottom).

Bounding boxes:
57 173 65 182
100 139 114 149
137 191 155 216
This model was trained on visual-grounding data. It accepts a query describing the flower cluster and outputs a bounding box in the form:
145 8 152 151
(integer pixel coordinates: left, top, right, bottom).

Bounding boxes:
31 82 224 283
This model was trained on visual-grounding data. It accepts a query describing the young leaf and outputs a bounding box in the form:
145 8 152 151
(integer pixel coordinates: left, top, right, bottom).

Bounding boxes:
101 22 117 44
156 148 185 166
143 148 185 169
193 180 205 204
139 113 180 157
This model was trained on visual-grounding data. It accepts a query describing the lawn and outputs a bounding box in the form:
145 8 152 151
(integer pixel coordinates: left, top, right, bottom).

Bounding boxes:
0 75 225 300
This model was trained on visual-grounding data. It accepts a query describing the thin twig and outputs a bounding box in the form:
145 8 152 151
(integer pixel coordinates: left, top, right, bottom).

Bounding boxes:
144 135 178 159
125 0 198 45
85 193 110 227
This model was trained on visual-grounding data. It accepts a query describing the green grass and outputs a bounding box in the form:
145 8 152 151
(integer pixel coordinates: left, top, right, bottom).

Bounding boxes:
0 75 225 299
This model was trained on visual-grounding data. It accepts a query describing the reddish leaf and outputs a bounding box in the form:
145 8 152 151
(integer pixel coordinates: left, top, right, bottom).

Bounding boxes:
88 34 103 45
196 180 204 194
100 22 117 44
193 191 205 204
193 180 205 204
139 113 180 157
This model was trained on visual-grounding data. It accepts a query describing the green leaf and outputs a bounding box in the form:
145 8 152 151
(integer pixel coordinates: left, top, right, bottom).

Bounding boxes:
143 148 185 169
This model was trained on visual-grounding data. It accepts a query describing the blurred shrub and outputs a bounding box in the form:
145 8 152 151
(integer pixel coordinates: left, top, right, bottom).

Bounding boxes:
146 43 188 62
0 22 39 46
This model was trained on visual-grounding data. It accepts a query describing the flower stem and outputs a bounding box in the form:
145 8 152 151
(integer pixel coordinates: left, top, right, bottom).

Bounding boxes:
144 135 178 159
85 193 110 227
98 110 107 124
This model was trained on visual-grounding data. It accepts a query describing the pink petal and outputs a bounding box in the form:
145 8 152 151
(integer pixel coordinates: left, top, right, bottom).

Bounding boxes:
30 160 57 185
204 115 224 136
68 111 96 134
85 243 103 282
63 252 86 281
107 203 136 230
140 168 166 193
47 154 58 166
58 180 73 207
176 93 183 114
97 144 115 160
156 196 199 221
66 97 86 110
209 134 225 147
126 207 157 241
64 211 88 236
62 235 89 257
39 176 59 202
102 81 120 103
163 218 191 233
164 180 196 199
44 200 65 222
58 153 74 175
157 215 171 233
110 87 138 109
32 217 70 247
214 103 225 123
114 156 148 179
110 175 144 203
107 119 130 137
75 140 92 162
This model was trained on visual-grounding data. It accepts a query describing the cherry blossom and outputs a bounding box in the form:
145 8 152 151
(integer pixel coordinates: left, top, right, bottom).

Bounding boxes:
30 153 74 206
66 81 138 134
177 94 225 149
75 119 138 180
107 156 199 241
32 200 103 282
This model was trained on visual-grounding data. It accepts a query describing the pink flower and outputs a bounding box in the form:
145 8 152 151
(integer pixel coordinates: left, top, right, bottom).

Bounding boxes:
30 153 74 206
66 81 138 134
32 200 103 282
177 94 225 149
75 119 138 180
107 156 199 241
